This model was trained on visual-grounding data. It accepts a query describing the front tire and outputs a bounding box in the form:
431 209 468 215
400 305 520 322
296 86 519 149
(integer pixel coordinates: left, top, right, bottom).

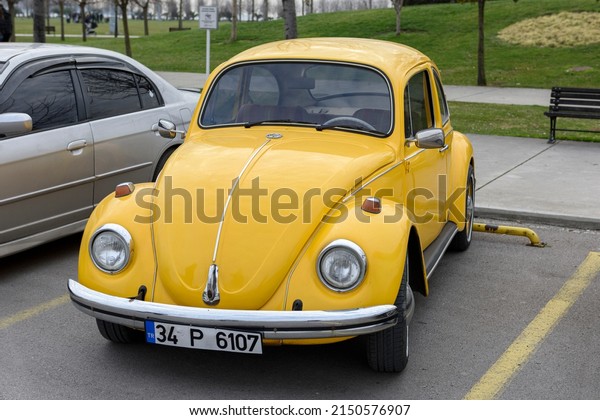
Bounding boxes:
96 319 144 344
367 256 412 373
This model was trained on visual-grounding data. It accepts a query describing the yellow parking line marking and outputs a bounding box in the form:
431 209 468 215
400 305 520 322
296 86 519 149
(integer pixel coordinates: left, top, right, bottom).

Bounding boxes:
0 294 70 330
464 251 600 400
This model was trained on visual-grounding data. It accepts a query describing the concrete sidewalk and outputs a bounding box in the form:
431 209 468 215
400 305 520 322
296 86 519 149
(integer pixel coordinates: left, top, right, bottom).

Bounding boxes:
157 72 600 230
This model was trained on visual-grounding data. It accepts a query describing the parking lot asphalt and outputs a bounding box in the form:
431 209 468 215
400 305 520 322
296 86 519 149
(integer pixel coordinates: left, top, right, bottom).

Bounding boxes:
157 71 600 231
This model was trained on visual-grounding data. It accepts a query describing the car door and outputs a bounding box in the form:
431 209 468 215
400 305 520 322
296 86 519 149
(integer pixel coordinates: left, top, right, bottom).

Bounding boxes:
77 66 170 204
402 68 448 247
0 65 94 250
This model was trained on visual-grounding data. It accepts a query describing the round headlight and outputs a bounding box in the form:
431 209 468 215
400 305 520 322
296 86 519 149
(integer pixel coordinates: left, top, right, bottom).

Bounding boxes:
89 224 132 274
317 239 367 291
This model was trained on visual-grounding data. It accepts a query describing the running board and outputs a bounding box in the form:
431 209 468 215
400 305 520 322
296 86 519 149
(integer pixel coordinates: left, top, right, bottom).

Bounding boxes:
423 222 458 278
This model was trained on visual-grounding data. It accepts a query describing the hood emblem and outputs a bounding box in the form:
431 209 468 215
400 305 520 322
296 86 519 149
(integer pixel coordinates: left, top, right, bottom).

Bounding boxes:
266 133 283 139
203 264 220 306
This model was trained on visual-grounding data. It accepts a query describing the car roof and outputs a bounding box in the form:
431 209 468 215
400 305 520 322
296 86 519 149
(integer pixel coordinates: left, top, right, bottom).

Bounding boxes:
0 43 128 64
225 37 431 74
0 43 146 80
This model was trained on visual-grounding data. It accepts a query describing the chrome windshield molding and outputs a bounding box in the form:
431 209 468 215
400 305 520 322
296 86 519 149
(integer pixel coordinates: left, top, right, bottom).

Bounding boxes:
68 279 398 339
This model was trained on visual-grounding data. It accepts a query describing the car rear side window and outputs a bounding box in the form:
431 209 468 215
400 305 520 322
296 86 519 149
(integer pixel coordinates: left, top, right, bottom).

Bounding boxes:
0 70 77 132
81 69 142 119
136 74 161 109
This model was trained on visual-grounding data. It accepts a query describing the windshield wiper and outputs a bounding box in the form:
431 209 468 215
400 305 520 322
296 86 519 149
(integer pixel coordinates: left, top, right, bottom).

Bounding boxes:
316 122 385 136
243 119 294 128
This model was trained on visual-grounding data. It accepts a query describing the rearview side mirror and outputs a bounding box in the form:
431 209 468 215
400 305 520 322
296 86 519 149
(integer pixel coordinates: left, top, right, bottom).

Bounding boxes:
0 113 33 138
152 119 186 140
415 128 445 149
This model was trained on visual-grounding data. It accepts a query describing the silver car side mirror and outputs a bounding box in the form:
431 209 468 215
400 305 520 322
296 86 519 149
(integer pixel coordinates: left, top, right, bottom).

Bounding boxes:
414 128 445 149
152 119 186 140
0 113 33 137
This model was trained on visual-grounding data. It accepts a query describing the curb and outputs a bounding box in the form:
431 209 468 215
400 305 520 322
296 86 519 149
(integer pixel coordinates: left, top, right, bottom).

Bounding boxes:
475 206 600 232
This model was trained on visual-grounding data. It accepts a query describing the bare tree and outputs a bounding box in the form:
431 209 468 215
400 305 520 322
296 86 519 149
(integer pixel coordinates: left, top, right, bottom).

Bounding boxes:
230 0 237 41
33 0 45 42
262 0 268 20
58 0 66 40
76 0 87 41
117 0 133 56
132 0 150 36
476 0 486 86
392 0 404 35
281 0 296 39
458 0 518 86
7 0 18 41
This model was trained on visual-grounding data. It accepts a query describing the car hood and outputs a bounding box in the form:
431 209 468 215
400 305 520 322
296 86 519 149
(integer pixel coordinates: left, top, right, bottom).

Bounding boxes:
151 128 395 309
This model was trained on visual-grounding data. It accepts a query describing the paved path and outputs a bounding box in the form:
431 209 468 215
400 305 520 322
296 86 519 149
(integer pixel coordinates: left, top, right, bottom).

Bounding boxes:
157 71 600 230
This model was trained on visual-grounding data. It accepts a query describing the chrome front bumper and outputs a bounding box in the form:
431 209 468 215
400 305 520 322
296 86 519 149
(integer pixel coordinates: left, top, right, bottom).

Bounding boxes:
68 279 404 340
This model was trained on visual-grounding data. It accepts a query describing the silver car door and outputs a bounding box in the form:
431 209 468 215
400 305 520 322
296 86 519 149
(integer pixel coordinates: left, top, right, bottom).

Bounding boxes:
78 68 174 204
0 68 94 251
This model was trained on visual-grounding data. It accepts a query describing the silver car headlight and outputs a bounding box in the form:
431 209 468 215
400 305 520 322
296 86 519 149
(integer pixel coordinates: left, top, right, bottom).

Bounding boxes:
89 224 133 274
317 239 367 292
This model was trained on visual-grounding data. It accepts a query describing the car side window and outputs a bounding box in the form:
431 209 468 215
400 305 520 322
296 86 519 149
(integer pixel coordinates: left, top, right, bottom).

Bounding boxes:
403 70 434 139
0 70 77 133
433 70 450 125
81 69 141 119
136 74 161 110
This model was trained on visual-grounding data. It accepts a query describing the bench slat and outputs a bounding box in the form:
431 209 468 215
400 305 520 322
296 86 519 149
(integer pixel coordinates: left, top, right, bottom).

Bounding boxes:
545 111 600 119
550 99 600 109
551 87 600 94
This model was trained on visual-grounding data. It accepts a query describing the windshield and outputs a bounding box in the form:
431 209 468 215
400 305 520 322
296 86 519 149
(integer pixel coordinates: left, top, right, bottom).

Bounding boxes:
200 61 393 135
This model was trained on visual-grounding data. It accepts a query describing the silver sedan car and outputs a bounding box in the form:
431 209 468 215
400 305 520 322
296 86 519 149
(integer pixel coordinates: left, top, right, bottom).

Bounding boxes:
0 44 200 257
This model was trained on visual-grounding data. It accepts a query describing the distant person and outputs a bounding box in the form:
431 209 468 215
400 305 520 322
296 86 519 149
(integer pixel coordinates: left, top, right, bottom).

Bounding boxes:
0 5 12 42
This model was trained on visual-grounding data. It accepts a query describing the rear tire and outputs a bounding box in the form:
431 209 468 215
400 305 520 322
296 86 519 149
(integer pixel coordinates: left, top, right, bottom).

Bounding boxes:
367 256 411 373
450 165 475 251
96 319 144 344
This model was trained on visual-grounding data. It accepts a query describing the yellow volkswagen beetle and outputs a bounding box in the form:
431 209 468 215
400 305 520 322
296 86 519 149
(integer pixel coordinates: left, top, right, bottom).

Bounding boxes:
68 38 474 373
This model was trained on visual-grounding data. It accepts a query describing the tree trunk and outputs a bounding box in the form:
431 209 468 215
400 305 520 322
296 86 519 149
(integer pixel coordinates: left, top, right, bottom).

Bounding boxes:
393 0 404 35
143 4 149 36
59 1 65 40
119 0 132 57
80 1 87 42
230 0 237 41
178 0 183 29
477 0 487 86
282 0 297 39
33 0 46 42
7 0 16 41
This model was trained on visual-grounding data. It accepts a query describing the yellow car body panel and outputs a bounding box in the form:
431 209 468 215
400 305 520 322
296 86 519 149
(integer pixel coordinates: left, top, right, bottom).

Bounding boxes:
70 38 474 372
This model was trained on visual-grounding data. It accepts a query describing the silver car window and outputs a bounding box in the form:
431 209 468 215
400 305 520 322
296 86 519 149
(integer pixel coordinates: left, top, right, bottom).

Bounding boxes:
0 70 77 133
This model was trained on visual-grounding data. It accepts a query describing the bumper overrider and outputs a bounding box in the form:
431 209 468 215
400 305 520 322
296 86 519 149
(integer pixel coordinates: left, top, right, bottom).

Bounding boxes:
68 279 413 340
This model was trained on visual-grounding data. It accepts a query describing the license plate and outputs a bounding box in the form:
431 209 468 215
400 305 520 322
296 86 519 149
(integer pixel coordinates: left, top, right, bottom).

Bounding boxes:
145 321 263 354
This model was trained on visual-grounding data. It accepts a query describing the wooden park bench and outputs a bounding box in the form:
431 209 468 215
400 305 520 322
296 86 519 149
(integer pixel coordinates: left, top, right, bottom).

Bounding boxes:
45 25 56 35
169 27 191 32
544 87 600 143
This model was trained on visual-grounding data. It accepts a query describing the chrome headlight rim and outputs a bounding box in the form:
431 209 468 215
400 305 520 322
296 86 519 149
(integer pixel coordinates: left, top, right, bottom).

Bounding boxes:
89 223 133 274
317 239 367 292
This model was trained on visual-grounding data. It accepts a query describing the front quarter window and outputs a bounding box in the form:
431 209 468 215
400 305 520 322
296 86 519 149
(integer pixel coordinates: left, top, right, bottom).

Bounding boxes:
0 71 77 133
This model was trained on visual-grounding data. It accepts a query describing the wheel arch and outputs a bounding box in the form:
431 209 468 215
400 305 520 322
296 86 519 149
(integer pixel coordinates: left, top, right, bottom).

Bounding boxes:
407 226 429 297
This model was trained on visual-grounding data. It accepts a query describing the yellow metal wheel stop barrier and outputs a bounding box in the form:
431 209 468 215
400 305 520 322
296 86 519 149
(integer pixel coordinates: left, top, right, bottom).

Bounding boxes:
473 223 546 247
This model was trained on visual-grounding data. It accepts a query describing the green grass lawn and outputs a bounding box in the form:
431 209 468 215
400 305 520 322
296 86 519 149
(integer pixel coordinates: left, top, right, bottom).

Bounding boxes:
449 102 600 142
11 0 600 141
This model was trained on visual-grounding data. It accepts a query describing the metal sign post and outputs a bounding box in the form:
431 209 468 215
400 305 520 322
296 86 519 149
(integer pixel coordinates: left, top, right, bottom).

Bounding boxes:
199 6 218 76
